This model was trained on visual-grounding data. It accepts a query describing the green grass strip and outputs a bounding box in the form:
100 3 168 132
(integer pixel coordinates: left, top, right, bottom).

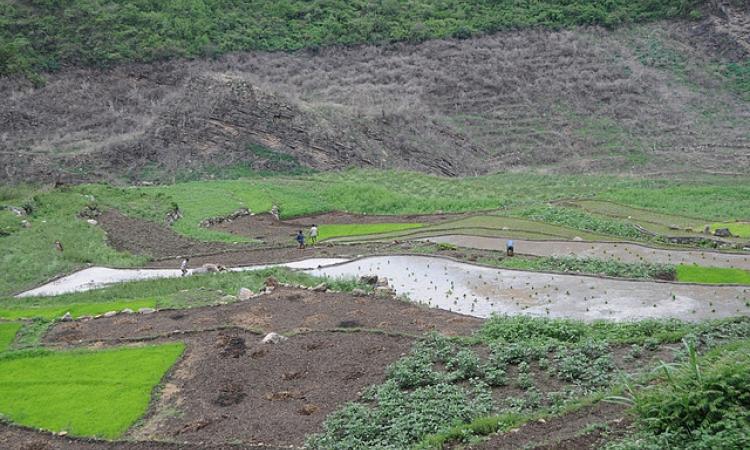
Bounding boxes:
0 343 184 438
0 298 158 320
676 264 750 285
0 323 22 352
318 223 423 241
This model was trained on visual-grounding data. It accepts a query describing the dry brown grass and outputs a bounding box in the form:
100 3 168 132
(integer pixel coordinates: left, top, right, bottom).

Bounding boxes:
0 17 748 182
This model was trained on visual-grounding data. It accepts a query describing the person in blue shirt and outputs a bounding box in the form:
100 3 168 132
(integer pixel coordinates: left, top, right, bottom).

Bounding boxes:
296 230 306 249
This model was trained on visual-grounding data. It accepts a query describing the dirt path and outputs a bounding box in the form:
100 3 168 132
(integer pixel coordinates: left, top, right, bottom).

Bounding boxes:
425 235 750 270
129 330 412 447
44 286 482 344
466 401 630 449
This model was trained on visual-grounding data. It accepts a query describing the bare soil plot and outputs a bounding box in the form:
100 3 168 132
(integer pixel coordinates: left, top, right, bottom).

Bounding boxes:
426 235 750 270
129 330 413 447
43 287 482 345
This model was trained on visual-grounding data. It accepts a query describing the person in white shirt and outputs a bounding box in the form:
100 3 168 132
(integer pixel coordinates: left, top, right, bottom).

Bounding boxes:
180 257 189 276
309 224 319 245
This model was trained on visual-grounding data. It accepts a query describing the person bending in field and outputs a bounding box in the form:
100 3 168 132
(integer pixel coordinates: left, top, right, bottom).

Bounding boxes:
296 230 306 249
309 224 318 246
506 240 514 257
180 257 190 276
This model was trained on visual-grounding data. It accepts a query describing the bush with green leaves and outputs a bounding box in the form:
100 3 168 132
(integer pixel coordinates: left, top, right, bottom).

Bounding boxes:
607 340 750 450
2 0 703 78
307 379 492 449
554 340 614 389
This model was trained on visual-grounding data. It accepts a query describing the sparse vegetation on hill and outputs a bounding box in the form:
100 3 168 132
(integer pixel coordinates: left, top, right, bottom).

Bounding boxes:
0 0 703 77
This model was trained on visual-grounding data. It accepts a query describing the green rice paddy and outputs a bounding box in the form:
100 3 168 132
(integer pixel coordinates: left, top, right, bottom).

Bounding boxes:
0 343 184 438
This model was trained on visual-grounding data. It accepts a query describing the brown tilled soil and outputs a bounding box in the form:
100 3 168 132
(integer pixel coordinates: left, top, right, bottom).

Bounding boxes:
465 402 630 450
129 330 412 447
99 210 248 258
43 286 483 345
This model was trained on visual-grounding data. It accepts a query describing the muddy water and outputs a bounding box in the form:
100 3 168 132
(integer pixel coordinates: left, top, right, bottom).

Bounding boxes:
424 236 750 270
16 258 349 298
309 255 750 322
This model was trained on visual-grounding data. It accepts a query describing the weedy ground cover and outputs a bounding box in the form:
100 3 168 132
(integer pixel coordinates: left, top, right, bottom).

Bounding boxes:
676 264 750 285
0 343 184 438
1 1 702 78
605 339 750 450
0 322 21 352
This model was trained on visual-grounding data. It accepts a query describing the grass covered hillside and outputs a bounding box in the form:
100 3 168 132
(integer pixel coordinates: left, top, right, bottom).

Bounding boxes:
1 0 703 77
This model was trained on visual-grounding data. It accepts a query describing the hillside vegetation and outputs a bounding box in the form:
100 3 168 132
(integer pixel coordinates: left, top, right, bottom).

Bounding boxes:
1 0 702 77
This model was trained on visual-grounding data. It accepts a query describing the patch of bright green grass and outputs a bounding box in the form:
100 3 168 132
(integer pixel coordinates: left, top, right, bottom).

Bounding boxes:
317 223 423 241
0 323 22 352
676 265 750 285
0 188 148 296
0 298 157 321
0 343 184 438
710 222 750 238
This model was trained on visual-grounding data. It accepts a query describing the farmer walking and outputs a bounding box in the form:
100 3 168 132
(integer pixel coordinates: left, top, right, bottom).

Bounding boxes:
296 230 306 249
180 257 190 276
309 224 318 246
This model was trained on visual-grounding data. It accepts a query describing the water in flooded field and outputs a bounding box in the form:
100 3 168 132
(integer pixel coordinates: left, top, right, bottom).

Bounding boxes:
309 255 750 322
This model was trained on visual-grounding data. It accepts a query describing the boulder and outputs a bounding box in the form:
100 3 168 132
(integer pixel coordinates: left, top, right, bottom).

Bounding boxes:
102 311 117 318
21 220 31 228
376 277 389 287
9 206 26 216
312 282 328 292
238 288 255 301
573 236 584 241
374 286 395 298
86 219 98 225
203 263 220 272
714 228 732 237
121 308 134 314
61 312 73 322
351 288 367 297
138 307 156 314
261 332 288 344
668 224 680 230
221 295 238 303
359 275 379 285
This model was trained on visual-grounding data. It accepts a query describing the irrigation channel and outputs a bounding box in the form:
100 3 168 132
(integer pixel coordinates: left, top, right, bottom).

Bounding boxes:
16 255 750 322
